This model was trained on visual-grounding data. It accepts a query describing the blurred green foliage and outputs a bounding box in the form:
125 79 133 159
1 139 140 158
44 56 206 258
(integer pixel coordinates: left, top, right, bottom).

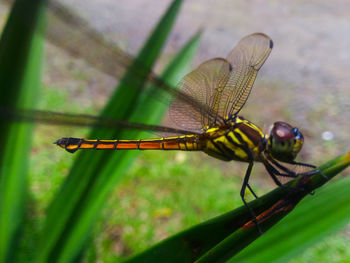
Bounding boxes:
0 0 349 262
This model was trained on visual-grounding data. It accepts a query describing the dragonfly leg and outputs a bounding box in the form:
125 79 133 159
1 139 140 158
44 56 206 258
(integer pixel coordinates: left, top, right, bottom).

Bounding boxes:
263 159 314 195
267 155 311 178
247 184 259 199
266 154 323 180
264 160 298 179
289 160 316 168
289 160 328 180
262 160 285 187
268 158 297 177
240 160 263 234
268 158 325 194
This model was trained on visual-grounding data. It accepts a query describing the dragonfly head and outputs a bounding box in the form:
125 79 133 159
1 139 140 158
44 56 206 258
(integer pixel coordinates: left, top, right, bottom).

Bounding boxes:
267 122 304 162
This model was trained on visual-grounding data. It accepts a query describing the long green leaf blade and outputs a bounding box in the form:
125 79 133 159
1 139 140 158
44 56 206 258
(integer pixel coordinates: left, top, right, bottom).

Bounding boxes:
231 178 350 262
124 153 350 263
230 155 350 262
0 0 46 262
197 153 350 263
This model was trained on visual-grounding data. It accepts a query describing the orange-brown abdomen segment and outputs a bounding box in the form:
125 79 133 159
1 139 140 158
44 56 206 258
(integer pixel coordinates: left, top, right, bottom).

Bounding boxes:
55 135 203 153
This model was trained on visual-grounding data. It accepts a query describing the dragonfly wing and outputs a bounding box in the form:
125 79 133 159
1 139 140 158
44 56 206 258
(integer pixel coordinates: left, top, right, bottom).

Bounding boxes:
2 1 274 134
170 33 272 131
45 1 224 132
2 2 273 133
46 1 134 80
169 58 231 131
222 33 273 118
0 107 195 135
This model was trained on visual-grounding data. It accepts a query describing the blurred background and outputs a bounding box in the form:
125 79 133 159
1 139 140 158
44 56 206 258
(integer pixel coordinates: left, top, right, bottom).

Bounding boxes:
1 0 349 261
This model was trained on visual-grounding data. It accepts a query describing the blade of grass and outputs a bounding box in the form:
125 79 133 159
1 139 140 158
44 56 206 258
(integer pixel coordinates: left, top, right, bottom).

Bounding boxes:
124 153 350 263
0 0 46 262
34 1 198 262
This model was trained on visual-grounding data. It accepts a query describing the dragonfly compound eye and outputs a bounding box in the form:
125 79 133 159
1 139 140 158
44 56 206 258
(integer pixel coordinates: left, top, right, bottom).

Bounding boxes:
268 122 304 162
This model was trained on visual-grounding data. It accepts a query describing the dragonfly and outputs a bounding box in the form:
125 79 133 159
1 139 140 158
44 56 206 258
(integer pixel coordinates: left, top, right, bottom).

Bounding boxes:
52 32 318 215
1 1 319 223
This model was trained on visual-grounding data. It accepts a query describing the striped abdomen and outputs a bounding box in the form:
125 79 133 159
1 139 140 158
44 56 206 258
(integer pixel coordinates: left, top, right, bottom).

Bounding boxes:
55 135 203 153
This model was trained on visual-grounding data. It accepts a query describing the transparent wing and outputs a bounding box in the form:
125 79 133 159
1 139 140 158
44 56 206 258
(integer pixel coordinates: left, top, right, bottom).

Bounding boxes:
169 58 231 131
169 33 272 131
221 33 273 118
0 107 195 135
1 1 273 133
45 1 133 80
40 1 228 132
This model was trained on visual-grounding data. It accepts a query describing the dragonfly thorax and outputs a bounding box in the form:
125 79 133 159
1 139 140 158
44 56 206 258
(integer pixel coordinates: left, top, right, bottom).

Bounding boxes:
202 116 265 162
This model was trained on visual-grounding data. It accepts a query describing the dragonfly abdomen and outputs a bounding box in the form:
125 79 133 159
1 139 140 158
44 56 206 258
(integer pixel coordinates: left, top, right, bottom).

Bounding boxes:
55 135 203 153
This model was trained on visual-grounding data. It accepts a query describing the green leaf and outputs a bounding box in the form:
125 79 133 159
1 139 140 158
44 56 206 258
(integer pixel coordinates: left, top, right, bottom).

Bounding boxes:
124 153 350 263
230 155 350 263
34 1 201 262
0 0 46 262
